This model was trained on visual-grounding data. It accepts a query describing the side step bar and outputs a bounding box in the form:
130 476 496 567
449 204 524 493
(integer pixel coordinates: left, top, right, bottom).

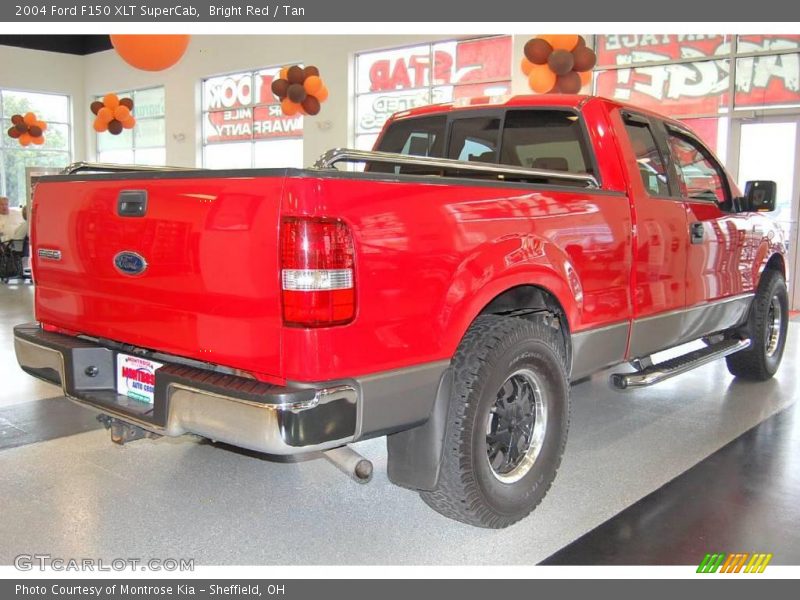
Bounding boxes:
610 338 751 390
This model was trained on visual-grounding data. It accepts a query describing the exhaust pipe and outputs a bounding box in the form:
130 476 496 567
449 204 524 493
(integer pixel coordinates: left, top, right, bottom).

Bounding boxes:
323 446 373 483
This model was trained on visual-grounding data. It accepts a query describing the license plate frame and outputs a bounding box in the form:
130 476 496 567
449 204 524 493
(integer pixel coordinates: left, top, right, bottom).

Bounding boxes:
115 353 163 405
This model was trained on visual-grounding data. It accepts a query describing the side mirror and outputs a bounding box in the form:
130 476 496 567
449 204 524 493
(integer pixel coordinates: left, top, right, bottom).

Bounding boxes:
741 180 777 212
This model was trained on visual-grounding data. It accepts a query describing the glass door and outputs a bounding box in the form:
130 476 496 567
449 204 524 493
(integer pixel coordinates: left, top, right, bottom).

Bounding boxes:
731 116 800 310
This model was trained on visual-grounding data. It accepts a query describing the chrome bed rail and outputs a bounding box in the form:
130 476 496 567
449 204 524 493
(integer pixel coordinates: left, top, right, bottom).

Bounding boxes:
313 148 599 188
61 162 197 175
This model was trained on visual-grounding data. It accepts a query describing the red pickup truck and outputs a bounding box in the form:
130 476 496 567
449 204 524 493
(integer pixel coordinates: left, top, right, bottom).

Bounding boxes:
15 95 788 528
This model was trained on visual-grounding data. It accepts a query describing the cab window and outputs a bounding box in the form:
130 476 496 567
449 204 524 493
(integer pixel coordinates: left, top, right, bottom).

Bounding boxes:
623 120 671 197
447 117 501 163
370 115 446 174
667 130 730 204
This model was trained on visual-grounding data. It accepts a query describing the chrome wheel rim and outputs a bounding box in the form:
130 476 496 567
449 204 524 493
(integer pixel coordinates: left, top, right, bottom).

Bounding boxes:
765 295 783 358
485 368 547 484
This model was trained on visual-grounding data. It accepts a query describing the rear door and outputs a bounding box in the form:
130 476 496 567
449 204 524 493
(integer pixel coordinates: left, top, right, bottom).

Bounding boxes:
616 111 689 357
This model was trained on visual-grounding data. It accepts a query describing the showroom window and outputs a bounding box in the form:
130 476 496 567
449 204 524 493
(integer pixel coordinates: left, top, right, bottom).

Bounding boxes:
201 66 303 169
95 86 166 166
354 36 513 151
0 88 72 207
592 35 800 155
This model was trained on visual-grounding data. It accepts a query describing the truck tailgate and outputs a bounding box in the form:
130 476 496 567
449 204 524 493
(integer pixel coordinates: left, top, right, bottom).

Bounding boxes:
31 173 286 380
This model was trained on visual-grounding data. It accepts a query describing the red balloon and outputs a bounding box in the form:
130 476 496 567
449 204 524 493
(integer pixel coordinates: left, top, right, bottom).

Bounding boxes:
10 114 24 126
8 127 21 139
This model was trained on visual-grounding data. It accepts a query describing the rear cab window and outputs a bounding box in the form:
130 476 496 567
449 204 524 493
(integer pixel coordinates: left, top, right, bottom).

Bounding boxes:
622 118 671 197
372 107 597 187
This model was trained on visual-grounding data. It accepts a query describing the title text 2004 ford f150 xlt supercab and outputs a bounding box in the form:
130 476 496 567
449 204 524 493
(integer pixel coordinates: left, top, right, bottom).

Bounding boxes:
15 95 788 528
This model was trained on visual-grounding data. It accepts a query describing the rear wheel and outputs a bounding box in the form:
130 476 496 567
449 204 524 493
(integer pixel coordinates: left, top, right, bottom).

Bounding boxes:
726 268 788 380
420 315 570 528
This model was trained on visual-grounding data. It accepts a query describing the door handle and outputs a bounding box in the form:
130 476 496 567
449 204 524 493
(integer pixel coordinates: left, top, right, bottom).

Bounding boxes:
117 190 147 217
690 221 705 244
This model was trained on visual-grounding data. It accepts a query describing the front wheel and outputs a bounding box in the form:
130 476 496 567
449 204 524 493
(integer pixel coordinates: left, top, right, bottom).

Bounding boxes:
420 315 570 528
726 268 789 381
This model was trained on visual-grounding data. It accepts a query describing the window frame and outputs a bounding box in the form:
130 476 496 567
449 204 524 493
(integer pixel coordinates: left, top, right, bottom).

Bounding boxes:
663 122 733 206
622 110 678 200
200 65 304 170
0 87 73 207
94 85 166 166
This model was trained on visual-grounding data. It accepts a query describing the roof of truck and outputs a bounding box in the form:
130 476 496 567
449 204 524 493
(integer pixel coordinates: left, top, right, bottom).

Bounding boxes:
391 94 595 120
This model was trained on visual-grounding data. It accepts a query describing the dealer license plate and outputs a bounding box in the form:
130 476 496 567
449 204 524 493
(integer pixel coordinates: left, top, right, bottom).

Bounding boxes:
116 353 163 405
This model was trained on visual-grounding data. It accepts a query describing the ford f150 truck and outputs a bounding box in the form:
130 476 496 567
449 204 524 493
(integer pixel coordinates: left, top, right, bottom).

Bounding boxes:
15 95 788 528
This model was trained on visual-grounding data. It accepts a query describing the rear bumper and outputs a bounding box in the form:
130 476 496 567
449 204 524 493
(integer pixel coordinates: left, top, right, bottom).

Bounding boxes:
13 323 358 455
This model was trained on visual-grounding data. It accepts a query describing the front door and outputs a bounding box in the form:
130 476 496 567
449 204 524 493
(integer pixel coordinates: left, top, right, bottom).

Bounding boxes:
730 115 800 310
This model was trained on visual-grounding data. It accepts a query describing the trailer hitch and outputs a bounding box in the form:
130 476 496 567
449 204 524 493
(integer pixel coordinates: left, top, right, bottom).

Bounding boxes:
97 414 161 445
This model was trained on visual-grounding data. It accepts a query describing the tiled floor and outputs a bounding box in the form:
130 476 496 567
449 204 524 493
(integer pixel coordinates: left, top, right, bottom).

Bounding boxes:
0 283 798 565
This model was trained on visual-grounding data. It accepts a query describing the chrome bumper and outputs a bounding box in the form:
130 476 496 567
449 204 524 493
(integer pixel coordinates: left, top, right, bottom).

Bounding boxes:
13 323 358 455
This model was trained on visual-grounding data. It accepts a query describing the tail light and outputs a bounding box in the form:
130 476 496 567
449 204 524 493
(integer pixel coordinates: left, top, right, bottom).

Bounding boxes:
280 217 356 327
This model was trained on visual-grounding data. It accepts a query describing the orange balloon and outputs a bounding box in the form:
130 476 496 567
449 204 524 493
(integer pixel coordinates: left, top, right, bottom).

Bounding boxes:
19 133 32 146
315 85 329 102
32 136 45 145
103 93 119 109
114 105 131 121
93 117 108 133
97 107 114 123
279 67 289 80
122 116 137 129
281 98 300 116
36 120 47 131
528 64 557 94
110 34 190 72
303 75 322 95
539 34 579 52
521 57 534 76
579 70 593 88
23 112 37 126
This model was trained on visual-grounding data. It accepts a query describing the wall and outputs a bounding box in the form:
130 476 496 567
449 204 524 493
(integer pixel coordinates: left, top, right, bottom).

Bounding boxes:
0 45 87 168
83 34 537 168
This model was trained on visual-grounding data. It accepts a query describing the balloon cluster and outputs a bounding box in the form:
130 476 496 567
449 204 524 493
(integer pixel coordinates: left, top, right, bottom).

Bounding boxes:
271 65 330 117
521 35 597 94
7 113 47 147
91 94 136 135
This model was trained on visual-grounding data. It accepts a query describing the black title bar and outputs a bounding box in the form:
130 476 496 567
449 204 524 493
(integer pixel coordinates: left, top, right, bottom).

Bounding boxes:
2 0 800 22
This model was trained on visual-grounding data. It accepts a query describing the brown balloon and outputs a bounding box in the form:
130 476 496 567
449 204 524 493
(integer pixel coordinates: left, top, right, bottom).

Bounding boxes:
287 83 307 103
271 78 290 99
548 49 575 76
574 35 587 50
8 127 21 139
11 114 24 126
108 119 124 135
303 65 320 78
15 123 27 134
28 125 42 138
557 71 583 94
572 46 597 72
524 38 553 65
90 101 104 115
119 97 134 111
301 95 321 116
287 66 305 85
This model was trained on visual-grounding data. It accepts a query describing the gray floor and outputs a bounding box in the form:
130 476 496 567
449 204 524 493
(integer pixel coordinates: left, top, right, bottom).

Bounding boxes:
0 282 797 565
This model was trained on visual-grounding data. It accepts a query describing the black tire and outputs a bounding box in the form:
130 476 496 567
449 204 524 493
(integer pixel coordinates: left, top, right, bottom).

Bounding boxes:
420 315 570 528
726 269 789 381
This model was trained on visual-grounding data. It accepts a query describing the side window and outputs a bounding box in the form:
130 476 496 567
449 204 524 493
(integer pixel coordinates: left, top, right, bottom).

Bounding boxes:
624 120 671 197
447 117 501 163
667 131 730 204
500 110 593 174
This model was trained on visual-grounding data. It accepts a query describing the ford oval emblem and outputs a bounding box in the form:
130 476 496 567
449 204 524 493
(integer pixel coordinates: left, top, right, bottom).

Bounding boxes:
114 251 148 276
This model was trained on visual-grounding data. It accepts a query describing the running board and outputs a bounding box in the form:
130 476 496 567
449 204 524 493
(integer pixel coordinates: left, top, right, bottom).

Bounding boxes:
610 338 751 390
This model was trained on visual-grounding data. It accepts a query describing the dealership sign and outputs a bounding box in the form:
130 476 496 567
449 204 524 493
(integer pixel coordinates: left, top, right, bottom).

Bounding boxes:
356 36 512 134
595 35 800 116
203 69 304 142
